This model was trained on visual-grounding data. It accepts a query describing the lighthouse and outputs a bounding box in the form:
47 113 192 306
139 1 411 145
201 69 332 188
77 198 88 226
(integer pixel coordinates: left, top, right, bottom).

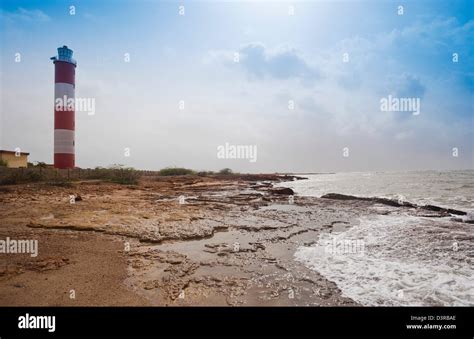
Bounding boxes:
50 46 76 169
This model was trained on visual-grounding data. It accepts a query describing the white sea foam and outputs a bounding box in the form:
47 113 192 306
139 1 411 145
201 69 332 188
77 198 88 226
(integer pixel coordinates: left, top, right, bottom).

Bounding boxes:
461 211 474 222
295 215 474 306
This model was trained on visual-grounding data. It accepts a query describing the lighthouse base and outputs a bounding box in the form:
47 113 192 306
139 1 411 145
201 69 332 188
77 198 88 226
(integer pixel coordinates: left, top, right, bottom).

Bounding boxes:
54 153 75 169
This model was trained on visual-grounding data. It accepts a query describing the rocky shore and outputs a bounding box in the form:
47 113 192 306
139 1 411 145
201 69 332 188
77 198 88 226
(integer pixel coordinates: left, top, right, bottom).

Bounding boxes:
1 173 468 306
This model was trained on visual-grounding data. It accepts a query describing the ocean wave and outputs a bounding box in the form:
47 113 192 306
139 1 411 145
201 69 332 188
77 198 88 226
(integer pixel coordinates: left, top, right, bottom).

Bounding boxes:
320 193 468 217
295 215 474 306
278 171 474 213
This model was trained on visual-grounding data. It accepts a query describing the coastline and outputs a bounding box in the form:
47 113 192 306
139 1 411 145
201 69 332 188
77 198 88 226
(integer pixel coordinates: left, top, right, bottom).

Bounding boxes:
0 173 471 306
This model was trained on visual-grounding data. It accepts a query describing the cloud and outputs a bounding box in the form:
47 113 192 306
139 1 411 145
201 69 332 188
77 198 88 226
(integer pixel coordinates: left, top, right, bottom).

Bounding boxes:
212 43 320 85
0 7 50 22
391 73 426 98
385 17 474 49
328 18 474 93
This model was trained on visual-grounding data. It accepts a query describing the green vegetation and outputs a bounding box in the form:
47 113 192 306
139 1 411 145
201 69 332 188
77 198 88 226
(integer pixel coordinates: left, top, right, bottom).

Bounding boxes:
218 168 233 175
0 164 141 186
109 164 141 185
0 174 17 185
157 168 236 176
0 159 8 167
0 164 238 186
158 167 196 176
88 164 141 185
36 162 48 168
27 161 48 168
0 170 43 185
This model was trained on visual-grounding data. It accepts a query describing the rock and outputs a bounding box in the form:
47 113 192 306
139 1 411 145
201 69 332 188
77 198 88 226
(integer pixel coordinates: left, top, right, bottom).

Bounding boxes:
166 258 184 265
321 193 365 201
250 242 266 250
321 193 468 216
74 195 82 202
321 193 413 207
270 187 294 195
40 214 55 220
422 205 466 216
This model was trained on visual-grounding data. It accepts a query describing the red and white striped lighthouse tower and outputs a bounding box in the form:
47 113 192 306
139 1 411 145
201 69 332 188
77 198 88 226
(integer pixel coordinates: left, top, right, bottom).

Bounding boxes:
51 46 76 169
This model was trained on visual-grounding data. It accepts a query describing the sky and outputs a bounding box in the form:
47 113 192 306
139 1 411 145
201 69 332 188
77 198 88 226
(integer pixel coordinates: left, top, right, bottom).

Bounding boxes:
0 0 473 172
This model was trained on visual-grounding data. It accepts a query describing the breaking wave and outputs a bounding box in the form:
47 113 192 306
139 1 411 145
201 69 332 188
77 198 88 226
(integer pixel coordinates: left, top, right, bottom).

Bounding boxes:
295 214 474 306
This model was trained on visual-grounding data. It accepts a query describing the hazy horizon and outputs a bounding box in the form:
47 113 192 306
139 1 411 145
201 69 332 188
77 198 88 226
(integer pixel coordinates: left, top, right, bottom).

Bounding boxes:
1 0 473 173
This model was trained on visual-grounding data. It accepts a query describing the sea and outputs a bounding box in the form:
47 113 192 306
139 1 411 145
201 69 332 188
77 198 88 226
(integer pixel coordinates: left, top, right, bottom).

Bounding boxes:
279 170 474 306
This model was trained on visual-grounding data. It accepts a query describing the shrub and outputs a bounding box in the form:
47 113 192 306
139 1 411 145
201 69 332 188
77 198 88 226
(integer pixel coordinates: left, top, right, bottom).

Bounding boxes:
36 162 48 168
109 168 141 185
0 169 44 185
158 167 196 176
25 171 42 182
0 174 18 185
219 168 233 175
103 165 141 185
0 159 8 167
38 164 142 185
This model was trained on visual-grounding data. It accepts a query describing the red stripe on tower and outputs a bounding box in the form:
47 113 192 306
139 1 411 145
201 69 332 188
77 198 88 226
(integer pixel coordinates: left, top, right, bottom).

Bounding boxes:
51 46 77 169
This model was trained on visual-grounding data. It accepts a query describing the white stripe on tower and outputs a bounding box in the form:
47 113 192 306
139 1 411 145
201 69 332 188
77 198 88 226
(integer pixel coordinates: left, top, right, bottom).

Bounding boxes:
54 83 75 103
54 130 75 154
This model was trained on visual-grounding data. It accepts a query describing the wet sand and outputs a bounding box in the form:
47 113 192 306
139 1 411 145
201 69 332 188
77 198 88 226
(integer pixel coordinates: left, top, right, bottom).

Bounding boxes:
2 173 454 306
